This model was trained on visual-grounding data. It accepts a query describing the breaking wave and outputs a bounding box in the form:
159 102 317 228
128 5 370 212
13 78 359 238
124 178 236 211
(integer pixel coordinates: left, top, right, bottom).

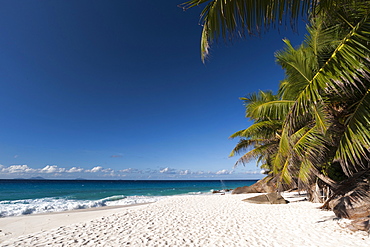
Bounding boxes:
0 195 165 218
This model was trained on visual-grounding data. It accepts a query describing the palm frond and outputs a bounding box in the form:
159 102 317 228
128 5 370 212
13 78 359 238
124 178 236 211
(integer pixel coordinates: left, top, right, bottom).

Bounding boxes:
240 90 293 121
229 138 261 157
292 125 328 163
180 0 317 62
276 39 317 98
233 141 279 167
179 0 361 61
247 100 294 121
274 124 328 186
272 127 290 174
291 11 370 120
334 89 370 176
280 158 293 184
297 159 314 184
229 120 282 139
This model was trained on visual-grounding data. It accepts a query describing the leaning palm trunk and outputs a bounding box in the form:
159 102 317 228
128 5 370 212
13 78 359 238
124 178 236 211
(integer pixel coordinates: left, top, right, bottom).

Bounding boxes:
295 172 335 203
320 169 370 211
307 180 325 203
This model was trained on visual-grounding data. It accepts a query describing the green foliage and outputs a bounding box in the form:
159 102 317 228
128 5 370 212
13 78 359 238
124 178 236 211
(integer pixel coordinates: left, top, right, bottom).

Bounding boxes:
323 162 347 182
228 1 370 191
229 91 283 168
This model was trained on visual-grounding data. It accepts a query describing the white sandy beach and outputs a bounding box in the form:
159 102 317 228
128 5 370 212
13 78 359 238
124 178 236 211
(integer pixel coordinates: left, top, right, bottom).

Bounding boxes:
1 193 369 247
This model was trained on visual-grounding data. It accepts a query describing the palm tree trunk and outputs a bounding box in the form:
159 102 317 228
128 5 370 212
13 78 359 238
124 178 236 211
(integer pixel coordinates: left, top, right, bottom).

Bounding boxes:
311 169 338 188
307 180 324 203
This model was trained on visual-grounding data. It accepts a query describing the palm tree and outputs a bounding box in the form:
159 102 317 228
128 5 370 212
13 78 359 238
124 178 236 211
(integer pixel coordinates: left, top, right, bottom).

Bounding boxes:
271 18 335 193
270 4 370 204
184 0 370 228
278 3 370 176
229 91 293 172
229 2 370 205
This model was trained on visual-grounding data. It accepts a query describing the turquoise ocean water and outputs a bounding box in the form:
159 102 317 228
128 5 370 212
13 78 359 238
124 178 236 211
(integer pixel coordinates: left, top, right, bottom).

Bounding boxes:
0 179 256 217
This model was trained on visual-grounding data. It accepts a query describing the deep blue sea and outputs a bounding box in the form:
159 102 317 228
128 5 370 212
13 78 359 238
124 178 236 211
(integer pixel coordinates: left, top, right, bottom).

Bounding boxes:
0 179 256 217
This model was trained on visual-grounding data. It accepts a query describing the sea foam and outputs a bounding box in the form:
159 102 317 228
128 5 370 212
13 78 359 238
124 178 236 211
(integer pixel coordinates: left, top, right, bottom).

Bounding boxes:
0 195 165 217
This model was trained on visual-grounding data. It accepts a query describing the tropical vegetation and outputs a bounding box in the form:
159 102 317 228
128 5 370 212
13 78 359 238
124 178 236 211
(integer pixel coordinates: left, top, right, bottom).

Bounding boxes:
182 0 370 228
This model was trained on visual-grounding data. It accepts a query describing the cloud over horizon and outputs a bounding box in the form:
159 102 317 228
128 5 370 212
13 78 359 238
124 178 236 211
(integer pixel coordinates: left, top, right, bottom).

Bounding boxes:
0 164 264 180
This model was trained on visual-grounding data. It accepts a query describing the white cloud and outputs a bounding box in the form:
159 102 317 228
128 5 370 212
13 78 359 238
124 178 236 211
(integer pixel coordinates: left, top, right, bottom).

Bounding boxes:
40 165 65 173
102 170 116 177
0 164 263 179
120 168 140 173
215 169 233 175
120 168 133 173
85 166 113 173
179 170 191 175
0 164 36 173
90 166 103 173
159 167 176 174
66 167 84 173
159 167 169 173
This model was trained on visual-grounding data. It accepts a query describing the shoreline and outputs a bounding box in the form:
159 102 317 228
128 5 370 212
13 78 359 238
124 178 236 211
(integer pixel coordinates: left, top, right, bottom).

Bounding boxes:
1 193 370 246
17 202 154 216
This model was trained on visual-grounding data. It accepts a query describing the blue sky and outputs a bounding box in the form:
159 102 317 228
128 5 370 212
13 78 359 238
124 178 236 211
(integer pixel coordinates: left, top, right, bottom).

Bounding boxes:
0 0 305 180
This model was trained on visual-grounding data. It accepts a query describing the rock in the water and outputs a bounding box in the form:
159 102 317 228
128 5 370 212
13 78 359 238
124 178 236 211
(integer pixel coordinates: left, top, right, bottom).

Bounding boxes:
243 192 288 204
232 177 276 194
212 189 231 194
